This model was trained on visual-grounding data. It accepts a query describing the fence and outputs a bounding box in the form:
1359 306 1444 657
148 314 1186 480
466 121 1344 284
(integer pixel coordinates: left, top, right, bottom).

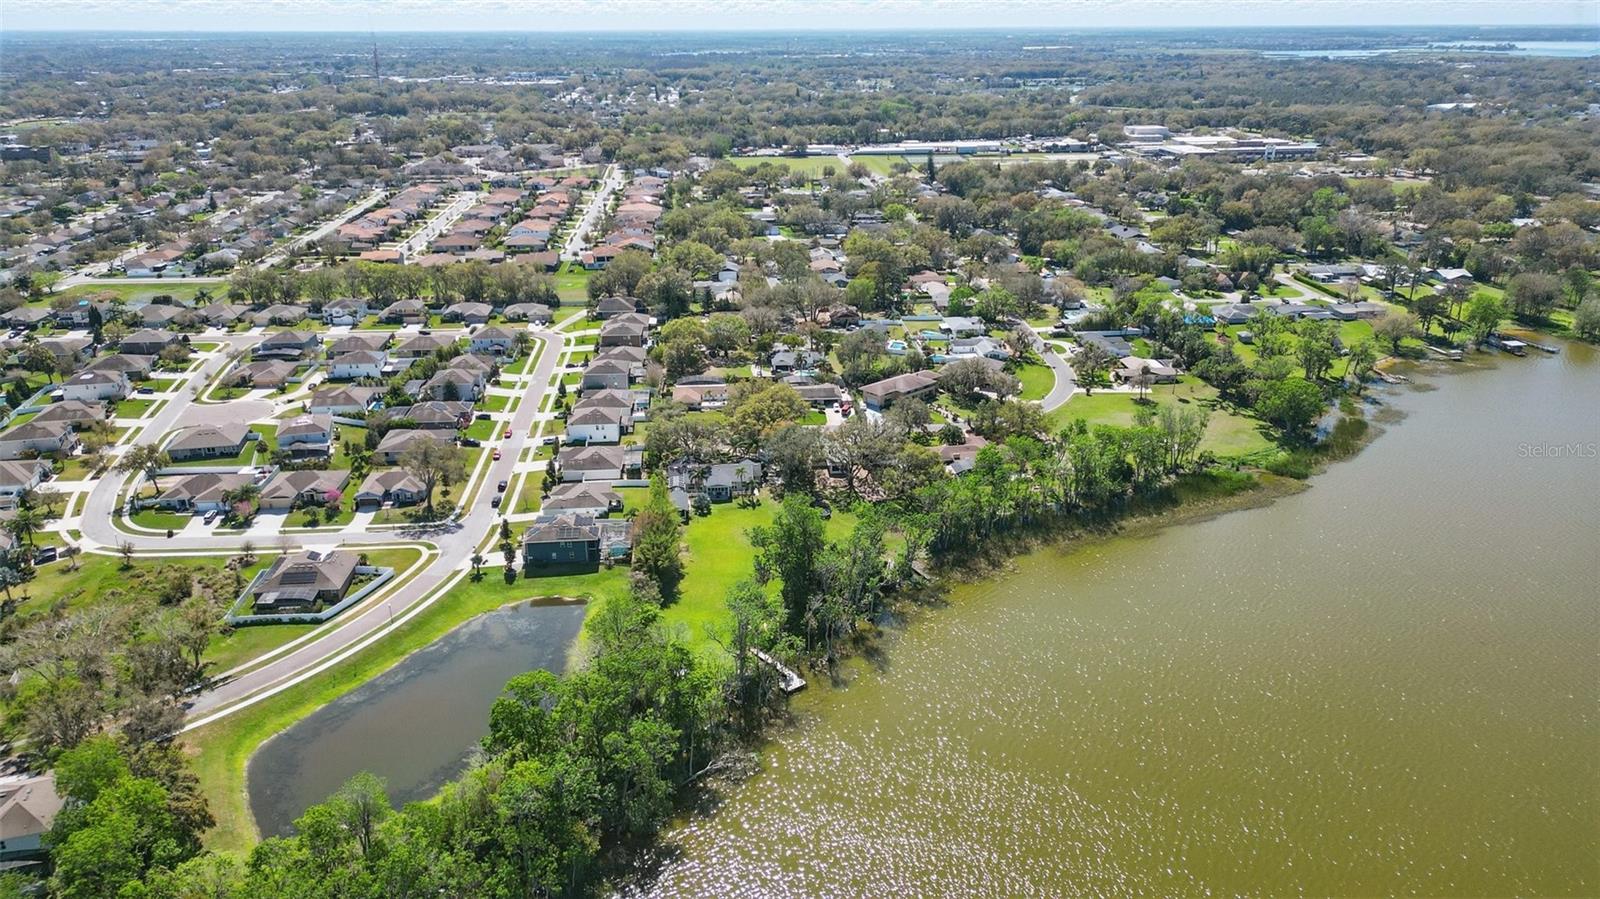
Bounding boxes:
224 563 396 627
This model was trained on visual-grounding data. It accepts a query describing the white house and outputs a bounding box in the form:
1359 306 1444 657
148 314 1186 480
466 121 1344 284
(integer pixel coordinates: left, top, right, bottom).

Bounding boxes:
329 350 387 380
565 407 623 445
60 369 131 403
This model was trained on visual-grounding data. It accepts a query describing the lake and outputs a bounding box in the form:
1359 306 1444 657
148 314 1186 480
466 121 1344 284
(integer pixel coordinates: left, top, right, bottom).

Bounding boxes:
1265 41 1600 59
638 341 1600 896
247 600 586 837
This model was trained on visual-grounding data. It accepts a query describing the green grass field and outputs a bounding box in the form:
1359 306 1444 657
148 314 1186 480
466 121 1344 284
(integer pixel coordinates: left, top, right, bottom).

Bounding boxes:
1048 378 1277 460
1015 362 1055 401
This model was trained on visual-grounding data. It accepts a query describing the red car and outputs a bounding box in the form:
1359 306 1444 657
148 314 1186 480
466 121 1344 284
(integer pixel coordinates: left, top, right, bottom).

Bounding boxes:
492 448 502 460
503 427 513 439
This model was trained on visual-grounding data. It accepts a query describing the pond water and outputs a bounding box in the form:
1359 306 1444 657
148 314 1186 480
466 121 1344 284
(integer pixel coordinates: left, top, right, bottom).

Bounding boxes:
248 600 586 837
639 341 1600 896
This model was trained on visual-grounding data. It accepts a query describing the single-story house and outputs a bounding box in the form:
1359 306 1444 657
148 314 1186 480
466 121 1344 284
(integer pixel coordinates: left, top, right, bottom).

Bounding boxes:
541 482 623 519
443 302 492 325
592 296 639 319
667 459 763 503
503 303 552 324
254 330 320 360
354 469 428 510
861 370 940 412
307 385 380 416
381 401 473 430
165 422 253 461
946 336 1011 361
373 428 437 465
120 328 180 356
150 471 255 513
86 354 155 380
1113 356 1180 385
258 469 350 511
939 316 987 338
252 549 358 612
380 299 428 325
29 400 105 430
230 360 298 389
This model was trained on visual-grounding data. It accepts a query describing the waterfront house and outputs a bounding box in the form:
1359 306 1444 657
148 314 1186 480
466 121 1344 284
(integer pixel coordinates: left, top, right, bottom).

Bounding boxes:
251 549 358 612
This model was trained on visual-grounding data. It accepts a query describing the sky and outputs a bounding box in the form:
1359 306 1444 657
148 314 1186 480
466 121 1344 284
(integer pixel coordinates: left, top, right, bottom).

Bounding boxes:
1 0 1596 32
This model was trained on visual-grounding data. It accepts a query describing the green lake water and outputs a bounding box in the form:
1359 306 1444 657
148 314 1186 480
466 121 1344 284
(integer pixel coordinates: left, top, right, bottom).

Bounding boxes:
640 342 1599 896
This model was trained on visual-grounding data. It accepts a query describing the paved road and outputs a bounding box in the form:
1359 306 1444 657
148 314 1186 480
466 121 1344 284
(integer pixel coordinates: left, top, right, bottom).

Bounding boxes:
392 190 479 259
256 187 387 268
561 164 623 262
69 327 565 721
184 327 563 719
1038 341 1078 412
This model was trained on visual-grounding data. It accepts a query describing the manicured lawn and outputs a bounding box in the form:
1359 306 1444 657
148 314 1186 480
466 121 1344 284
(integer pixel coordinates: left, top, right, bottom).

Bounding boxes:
130 508 193 531
205 622 318 675
480 393 511 413
114 398 159 418
332 424 368 468
463 417 496 441
1048 378 1277 460
512 472 546 514
1015 362 1055 401
848 154 909 175
730 155 846 178
168 426 274 467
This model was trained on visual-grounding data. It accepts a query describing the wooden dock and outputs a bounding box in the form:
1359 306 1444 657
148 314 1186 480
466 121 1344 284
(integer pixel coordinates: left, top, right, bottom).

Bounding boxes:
1425 344 1464 361
751 648 807 694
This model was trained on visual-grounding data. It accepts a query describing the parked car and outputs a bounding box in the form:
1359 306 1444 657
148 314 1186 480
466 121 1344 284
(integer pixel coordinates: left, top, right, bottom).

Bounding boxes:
203 509 219 524
490 495 502 508
460 437 482 448
540 435 558 446
136 386 155 395
475 412 491 420
33 546 58 565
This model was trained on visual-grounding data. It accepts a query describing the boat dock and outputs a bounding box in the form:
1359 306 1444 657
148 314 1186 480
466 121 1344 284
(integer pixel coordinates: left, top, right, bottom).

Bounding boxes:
751 648 807 694
1425 345 1464 361
1486 334 1528 356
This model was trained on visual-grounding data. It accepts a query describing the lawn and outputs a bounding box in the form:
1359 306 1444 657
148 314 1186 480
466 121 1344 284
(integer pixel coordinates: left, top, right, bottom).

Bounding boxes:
480 393 511 413
185 548 619 852
114 398 159 418
130 508 193 531
1048 378 1277 460
463 417 497 441
47 282 214 305
554 264 590 304
1015 362 1055 401
168 426 275 467
848 154 910 175
512 471 546 515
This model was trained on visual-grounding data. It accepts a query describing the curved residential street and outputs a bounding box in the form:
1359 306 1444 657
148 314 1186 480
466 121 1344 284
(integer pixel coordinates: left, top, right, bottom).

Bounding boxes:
60 323 567 725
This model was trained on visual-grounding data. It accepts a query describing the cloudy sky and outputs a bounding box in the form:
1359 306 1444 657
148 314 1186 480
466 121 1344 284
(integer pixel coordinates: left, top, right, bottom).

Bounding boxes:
2 0 1595 31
